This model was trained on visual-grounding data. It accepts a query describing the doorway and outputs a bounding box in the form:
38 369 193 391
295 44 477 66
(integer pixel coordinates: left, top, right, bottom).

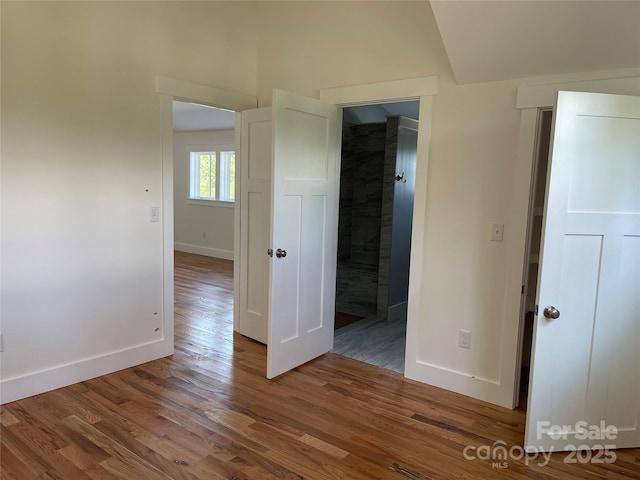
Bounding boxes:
517 108 552 406
171 100 237 260
171 99 239 350
160 75 438 384
332 102 420 374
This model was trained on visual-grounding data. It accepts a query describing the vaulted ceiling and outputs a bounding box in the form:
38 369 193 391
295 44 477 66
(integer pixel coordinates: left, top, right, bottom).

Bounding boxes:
430 0 640 84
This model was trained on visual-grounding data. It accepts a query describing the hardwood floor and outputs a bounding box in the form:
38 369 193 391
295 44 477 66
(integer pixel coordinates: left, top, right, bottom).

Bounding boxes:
2 251 638 479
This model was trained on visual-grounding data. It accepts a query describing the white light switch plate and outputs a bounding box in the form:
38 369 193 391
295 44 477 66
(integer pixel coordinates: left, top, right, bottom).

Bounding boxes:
491 223 504 242
150 206 160 223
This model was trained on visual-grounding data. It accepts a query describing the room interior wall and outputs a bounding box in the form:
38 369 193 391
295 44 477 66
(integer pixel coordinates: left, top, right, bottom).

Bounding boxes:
255 1 450 104
254 1 523 405
253 2 640 407
382 116 418 319
416 77 522 385
1 0 636 408
173 130 235 260
0 0 257 403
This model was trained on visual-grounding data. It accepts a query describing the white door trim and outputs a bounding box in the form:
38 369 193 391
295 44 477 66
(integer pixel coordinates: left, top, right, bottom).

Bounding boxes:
506 72 640 409
319 75 438 384
320 76 438 106
156 76 257 111
156 76 258 346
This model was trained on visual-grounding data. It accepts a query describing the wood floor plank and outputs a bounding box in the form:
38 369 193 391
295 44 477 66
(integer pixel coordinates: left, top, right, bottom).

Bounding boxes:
1 435 46 480
2 251 638 479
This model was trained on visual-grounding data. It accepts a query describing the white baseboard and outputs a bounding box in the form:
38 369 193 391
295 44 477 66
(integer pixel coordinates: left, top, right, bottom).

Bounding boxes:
174 243 234 260
0 338 173 404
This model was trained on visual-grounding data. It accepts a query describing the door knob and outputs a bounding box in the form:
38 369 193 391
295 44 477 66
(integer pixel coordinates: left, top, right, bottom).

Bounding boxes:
275 248 287 258
543 306 560 319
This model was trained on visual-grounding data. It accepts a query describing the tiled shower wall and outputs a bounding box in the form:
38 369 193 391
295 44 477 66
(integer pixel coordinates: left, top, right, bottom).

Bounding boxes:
336 123 387 317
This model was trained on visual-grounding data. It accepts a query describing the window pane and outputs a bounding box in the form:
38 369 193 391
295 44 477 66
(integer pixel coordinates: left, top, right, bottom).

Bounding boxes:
211 155 216 199
228 152 235 201
190 150 229 201
220 151 235 202
199 154 211 197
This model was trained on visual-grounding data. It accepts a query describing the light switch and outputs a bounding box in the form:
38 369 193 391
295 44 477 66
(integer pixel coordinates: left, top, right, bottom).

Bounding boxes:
491 223 504 242
150 206 160 223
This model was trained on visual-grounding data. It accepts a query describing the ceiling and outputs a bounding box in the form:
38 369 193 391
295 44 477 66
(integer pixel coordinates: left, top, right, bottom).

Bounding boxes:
343 101 420 125
430 0 640 84
172 101 235 132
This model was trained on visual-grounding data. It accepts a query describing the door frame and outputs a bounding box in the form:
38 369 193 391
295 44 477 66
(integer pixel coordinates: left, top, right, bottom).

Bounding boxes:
513 107 552 408
320 76 439 376
507 71 640 408
157 73 639 412
156 76 257 346
156 75 438 362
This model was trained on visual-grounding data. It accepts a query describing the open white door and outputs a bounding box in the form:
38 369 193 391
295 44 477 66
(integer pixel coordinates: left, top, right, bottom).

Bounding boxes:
237 107 272 344
525 91 640 452
267 89 341 378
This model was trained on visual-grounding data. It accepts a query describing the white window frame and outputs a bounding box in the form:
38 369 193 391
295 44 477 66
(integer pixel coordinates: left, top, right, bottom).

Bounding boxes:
187 144 235 206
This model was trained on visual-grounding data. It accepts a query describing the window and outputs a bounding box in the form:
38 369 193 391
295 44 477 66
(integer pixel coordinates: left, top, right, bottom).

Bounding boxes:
189 150 235 202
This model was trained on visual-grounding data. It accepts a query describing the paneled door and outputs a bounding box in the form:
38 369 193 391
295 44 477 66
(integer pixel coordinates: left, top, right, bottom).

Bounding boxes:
237 107 272 344
525 91 640 451
266 90 342 378
237 89 341 378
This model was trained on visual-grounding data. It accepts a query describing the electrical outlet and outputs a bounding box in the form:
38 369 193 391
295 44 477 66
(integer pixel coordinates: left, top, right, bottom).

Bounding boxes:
459 329 471 349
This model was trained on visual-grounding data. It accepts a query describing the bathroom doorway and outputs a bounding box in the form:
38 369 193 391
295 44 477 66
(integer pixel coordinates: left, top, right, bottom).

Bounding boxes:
332 102 419 373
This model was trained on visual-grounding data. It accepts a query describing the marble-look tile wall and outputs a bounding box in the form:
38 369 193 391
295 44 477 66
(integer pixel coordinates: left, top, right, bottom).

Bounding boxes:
376 118 398 317
336 123 387 316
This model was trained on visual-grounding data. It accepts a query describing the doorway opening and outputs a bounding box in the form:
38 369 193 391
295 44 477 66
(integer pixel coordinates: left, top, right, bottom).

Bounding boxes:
171 99 238 344
517 108 552 406
171 100 236 260
161 77 437 383
332 101 420 374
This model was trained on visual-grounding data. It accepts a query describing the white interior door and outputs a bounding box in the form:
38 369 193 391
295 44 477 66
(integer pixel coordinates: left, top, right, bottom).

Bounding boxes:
267 89 341 378
237 108 272 344
525 91 640 451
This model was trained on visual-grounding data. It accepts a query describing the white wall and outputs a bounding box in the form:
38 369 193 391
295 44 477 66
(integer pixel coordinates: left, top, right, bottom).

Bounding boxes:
2 0 636 407
0 1 257 403
173 130 235 260
255 0 520 402
256 1 450 103
253 1 640 407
